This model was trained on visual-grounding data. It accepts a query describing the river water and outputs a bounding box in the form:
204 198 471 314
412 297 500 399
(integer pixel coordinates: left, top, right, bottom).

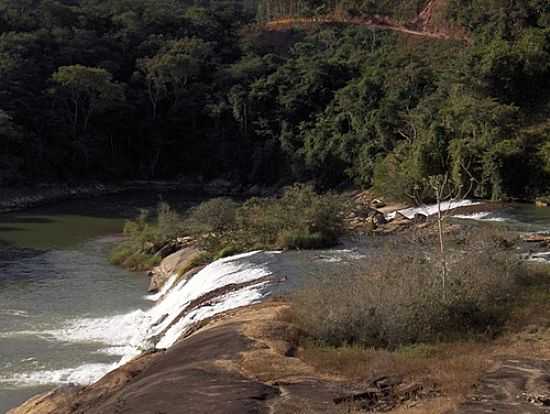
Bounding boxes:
0 196 549 413
0 192 201 413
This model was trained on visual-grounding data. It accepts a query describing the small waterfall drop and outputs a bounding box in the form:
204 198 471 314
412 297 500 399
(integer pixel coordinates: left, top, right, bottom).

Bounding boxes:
0 251 277 387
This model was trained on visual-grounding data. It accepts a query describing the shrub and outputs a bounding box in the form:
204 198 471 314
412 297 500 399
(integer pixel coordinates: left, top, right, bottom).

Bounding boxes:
291 232 521 348
183 184 348 255
111 186 348 271
276 230 328 250
157 201 182 241
236 184 347 250
110 203 183 270
123 252 161 271
110 244 161 271
183 197 238 235
213 244 242 260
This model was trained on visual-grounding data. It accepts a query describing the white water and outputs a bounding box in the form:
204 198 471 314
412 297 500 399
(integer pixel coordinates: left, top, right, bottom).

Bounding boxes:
1 363 115 387
145 273 178 302
453 212 508 222
386 199 480 220
0 251 275 388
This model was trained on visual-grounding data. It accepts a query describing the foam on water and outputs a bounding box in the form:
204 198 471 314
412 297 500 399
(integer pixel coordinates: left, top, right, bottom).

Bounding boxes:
525 251 550 263
156 282 268 349
130 251 272 349
0 309 31 318
386 199 481 220
0 363 115 387
46 310 149 346
317 249 366 263
6 251 275 388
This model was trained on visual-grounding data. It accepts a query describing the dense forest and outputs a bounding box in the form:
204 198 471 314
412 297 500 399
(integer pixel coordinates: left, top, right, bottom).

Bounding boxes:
1 0 550 201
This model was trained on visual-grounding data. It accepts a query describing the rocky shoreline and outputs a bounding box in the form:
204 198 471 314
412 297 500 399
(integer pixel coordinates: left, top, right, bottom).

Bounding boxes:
7 196 550 414
8 298 440 414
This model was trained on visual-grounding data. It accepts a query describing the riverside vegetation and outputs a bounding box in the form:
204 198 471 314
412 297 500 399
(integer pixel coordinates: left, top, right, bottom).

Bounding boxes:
291 227 521 348
110 184 347 270
287 226 550 412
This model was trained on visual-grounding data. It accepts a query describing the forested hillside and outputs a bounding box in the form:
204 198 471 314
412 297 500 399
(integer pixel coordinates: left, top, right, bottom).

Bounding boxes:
1 0 550 201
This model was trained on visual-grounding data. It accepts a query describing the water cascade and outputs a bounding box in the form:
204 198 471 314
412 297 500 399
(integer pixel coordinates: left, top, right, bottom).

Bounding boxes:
1 251 278 387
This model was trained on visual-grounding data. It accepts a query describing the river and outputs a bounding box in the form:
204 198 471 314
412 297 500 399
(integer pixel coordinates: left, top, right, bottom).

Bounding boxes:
0 192 202 413
0 196 549 413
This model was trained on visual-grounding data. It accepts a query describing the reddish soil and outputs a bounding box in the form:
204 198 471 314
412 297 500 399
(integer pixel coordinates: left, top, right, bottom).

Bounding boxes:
264 0 468 43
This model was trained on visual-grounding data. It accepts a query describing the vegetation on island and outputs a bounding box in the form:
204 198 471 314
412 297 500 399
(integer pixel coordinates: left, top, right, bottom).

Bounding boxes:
1 0 550 204
111 184 347 270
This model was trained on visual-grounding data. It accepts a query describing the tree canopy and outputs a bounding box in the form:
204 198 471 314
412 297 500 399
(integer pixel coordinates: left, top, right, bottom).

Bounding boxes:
0 0 549 200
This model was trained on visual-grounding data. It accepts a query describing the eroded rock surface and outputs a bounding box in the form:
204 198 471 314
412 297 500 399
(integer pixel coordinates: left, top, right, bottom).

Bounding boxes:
456 358 550 414
9 303 393 414
148 246 202 292
8 310 279 414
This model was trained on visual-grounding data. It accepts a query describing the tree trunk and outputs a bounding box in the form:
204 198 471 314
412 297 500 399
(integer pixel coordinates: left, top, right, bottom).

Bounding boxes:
437 192 448 295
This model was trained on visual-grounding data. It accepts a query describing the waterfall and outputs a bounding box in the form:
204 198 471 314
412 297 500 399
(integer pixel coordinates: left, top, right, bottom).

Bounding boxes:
0 251 276 387
124 250 274 357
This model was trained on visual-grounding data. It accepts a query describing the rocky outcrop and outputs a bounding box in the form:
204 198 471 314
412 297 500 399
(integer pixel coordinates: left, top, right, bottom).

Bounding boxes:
147 246 203 293
9 301 443 414
0 183 124 214
6 384 82 414
456 358 550 413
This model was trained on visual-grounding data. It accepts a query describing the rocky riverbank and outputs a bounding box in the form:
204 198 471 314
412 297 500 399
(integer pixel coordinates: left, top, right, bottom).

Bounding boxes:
8 196 550 414
8 302 438 414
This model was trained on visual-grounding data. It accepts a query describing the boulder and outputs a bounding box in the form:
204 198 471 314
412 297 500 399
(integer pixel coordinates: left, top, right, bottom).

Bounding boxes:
355 205 373 219
148 247 202 293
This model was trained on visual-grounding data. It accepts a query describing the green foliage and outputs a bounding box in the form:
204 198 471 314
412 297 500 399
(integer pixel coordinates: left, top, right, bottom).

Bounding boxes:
540 141 550 174
276 230 327 249
183 198 238 235
1 0 550 201
111 185 347 269
110 245 161 271
182 185 347 255
157 202 182 241
235 184 347 250
110 203 180 270
0 109 23 185
51 65 125 134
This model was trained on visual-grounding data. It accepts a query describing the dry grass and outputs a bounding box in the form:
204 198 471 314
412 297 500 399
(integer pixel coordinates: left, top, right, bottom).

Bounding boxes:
300 340 490 395
291 239 520 348
291 262 550 414
195 265 550 414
